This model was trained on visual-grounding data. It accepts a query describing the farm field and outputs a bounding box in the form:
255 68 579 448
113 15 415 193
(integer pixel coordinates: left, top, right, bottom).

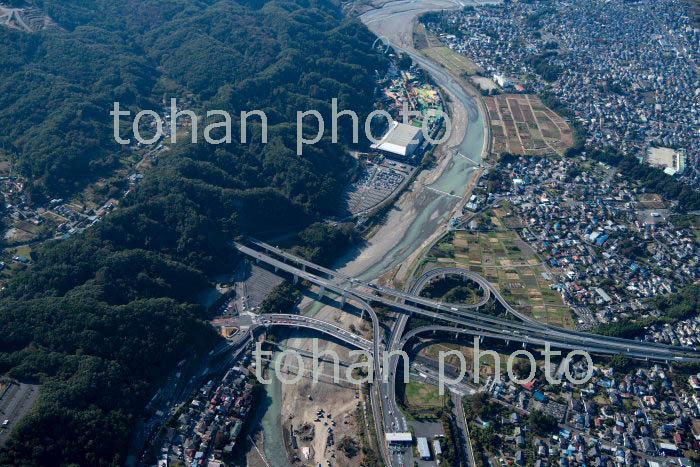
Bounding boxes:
486 94 574 156
423 226 574 328
414 23 483 78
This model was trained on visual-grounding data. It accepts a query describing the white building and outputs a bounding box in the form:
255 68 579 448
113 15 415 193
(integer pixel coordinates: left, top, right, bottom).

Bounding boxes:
385 432 412 444
371 121 424 158
433 439 442 457
417 437 431 460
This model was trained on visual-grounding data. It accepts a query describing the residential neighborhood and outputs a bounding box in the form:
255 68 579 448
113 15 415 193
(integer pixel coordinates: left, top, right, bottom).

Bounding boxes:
466 357 700 466
156 367 258 467
422 0 700 187
485 155 700 326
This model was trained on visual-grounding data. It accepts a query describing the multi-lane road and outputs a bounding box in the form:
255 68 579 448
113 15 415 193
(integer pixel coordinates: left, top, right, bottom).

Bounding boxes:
253 292 391 464
236 239 700 467
258 314 373 350
235 240 700 361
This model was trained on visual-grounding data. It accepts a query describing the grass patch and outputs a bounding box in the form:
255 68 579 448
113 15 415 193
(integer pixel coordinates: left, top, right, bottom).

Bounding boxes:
405 381 446 408
423 46 482 77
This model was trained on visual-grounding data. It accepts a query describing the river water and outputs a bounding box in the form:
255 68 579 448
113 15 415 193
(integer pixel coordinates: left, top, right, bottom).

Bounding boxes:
256 356 289 466
258 1 488 463
339 11 487 281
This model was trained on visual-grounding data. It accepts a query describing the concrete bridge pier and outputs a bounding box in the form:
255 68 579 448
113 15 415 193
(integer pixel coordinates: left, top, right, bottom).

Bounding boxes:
319 285 326 298
302 264 306 272
293 274 299 285
340 295 346 309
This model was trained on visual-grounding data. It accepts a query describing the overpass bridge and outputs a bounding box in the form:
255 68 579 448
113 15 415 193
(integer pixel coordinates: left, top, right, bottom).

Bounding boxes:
252 292 391 465
236 239 700 467
234 241 700 361
256 314 373 351
245 239 491 309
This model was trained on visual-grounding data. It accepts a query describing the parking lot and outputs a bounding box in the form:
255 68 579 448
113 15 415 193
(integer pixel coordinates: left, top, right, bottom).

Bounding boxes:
344 161 411 215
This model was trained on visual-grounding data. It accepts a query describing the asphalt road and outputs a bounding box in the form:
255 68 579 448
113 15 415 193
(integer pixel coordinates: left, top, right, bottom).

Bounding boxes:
236 242 700 361
236 239 700 467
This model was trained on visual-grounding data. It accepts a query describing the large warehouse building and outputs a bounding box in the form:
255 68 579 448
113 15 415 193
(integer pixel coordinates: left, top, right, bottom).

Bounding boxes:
371 121 424 159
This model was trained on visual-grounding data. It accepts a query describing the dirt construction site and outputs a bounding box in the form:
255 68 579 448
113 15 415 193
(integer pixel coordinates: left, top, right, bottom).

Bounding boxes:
256 292 375 467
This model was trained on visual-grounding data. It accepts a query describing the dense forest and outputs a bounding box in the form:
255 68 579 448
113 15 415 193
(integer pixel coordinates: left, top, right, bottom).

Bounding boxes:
1 0 382 200
0 0 385 465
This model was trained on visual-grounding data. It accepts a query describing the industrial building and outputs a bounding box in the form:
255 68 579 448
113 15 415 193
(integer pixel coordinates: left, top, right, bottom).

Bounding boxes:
371 121 424 159
417 437 431 460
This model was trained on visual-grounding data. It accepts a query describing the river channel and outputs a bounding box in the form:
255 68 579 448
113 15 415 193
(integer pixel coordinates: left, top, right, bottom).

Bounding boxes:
258 0 489 463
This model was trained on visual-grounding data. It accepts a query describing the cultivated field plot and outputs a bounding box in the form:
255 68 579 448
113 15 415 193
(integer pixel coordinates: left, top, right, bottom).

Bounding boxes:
486 94 574 156
484 204 525 230
425 230 574 328
414 24 483 78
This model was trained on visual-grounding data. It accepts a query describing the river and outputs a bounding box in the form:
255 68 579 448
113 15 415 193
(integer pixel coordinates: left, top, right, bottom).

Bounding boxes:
336 0 489 281
258 0 490 463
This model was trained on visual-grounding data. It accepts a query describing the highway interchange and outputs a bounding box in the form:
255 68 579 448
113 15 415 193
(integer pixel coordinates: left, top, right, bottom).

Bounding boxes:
228 1 700 464
235 239 700 467
237 240 700 361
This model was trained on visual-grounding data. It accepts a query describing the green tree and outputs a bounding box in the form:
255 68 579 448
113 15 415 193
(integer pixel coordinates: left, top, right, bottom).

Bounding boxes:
527 410 558 435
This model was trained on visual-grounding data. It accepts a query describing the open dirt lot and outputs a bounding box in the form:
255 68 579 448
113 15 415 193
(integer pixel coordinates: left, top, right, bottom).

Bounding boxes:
274 298 374 466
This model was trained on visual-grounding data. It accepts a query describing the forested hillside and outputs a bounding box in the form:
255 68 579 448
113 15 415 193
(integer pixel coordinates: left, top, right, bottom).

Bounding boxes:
1 0 381 199
0 0 384 465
